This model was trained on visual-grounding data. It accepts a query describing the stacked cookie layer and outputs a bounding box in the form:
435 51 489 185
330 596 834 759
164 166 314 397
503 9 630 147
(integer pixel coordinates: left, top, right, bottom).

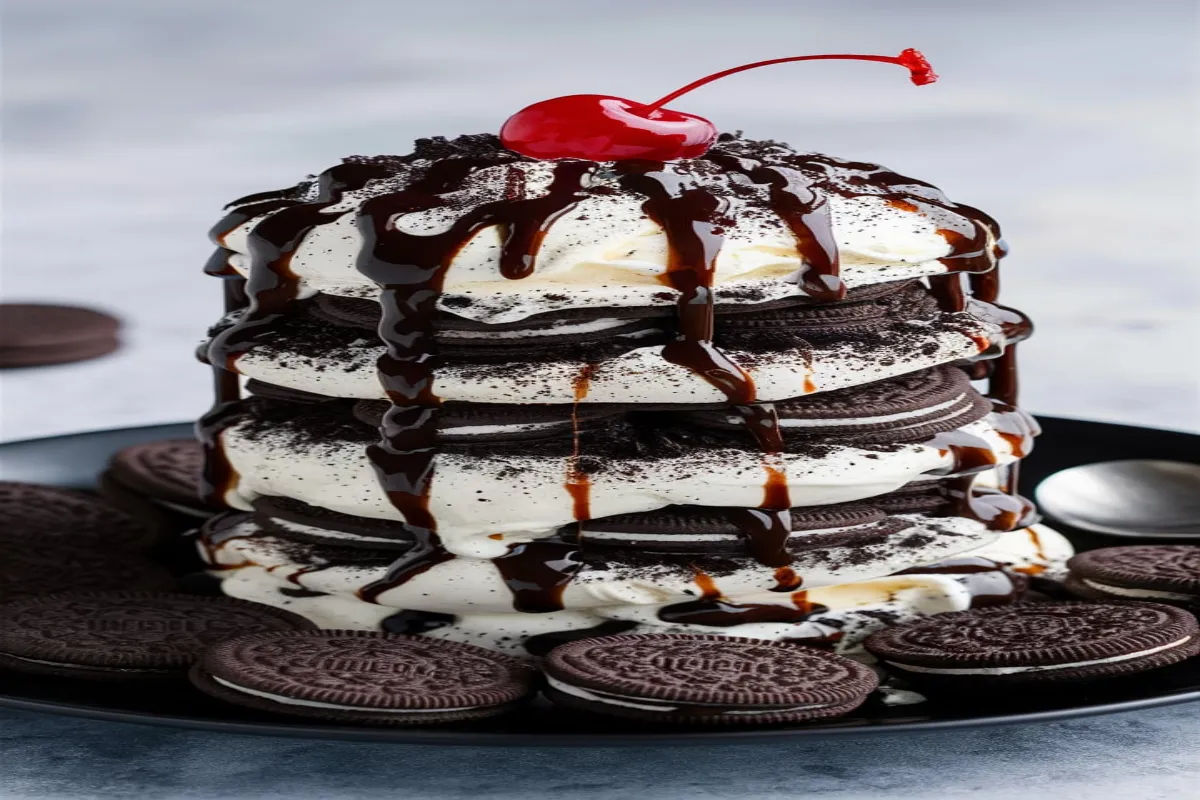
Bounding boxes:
197 134 1071 655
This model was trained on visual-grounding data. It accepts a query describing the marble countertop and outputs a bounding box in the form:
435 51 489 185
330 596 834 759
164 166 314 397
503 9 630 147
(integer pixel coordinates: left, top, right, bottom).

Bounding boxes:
2 0 1198 797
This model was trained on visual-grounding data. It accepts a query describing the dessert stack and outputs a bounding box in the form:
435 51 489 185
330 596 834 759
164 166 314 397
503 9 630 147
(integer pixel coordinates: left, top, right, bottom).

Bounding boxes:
195 132 1072 655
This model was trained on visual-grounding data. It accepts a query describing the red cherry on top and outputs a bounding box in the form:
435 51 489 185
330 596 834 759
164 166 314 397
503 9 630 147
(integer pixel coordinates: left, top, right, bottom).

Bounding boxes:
499 95 717 162
500 49 937 162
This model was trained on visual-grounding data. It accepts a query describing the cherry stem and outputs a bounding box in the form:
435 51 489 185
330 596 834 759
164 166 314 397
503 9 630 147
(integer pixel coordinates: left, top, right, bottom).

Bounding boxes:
643 50 936 113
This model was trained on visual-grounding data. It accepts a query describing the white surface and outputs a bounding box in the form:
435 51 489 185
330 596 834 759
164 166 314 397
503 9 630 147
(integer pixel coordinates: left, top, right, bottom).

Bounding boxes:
2 0 1198 441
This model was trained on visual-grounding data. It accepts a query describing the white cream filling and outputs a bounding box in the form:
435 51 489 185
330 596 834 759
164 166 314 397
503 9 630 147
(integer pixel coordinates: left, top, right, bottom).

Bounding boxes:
269 518 403 546
440 318 630 339
763 396 965 429
219 415 1022 546
1081 579 1195 602
546 675 831 715
581 522 866 544
442 420 560 436
210 675 479 714
888 636 1193 675
217 159 992 325
229 313 1001 404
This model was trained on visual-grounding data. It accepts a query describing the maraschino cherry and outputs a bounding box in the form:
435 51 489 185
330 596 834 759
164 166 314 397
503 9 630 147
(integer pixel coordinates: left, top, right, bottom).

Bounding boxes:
500 49 937 162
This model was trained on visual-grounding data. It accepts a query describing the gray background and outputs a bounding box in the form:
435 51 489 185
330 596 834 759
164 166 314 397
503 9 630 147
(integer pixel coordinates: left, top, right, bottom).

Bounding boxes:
2 0 1198 798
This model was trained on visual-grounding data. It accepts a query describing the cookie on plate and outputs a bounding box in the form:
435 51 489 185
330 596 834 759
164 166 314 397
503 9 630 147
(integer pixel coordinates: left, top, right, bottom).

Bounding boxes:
543 633 878 725
865 602 1200 688
190 630 538 725
0 545 175 602
0 482 155 550
1065 546 1200 607
0 591 316 681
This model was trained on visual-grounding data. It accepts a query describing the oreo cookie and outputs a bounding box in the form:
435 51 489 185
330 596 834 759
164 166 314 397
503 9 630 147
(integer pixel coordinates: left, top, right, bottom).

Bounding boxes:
865 602 1200 688
189 630 538 725
677 366 991 445
543 633 878 725
1065 546 1200 607
0 303 121 368
0 591 316 681
713 280 929 350
251 496 418 550
0 546 176 602
564 502 893 554
102 439 207 512
352 399 624 444
0 482 155 550
310 280 912 331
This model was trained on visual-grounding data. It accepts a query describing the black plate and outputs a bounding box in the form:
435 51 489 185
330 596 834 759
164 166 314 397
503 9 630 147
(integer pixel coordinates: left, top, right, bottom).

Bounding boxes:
1 417 1198 746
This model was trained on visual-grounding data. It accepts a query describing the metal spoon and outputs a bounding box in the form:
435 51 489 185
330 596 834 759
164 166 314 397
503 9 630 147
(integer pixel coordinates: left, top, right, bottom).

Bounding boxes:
1036 460 1200 538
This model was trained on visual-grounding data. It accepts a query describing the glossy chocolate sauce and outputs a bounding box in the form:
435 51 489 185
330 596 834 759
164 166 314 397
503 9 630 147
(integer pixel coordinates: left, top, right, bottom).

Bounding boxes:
658 572 827 626
493 540 584 613
353 158 594 604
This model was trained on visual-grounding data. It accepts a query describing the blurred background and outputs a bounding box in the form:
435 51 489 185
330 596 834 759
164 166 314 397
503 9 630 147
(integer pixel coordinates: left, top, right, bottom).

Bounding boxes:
2 0 1197 440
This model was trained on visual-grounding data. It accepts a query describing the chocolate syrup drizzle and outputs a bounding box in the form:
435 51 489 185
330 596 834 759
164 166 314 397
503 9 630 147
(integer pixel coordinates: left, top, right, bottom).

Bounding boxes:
202 137 1031 620
353 158 594 604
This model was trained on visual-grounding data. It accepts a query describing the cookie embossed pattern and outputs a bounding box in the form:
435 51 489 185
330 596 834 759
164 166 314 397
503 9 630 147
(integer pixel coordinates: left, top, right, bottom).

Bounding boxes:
192 50 1073 658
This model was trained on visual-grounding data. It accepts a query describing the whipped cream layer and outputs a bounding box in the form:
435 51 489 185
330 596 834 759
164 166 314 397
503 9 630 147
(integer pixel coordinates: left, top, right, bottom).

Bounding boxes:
206 525 1072 655
210 137 1001 324
218 413 1025 553
221 306 1001 404
202 513 995 614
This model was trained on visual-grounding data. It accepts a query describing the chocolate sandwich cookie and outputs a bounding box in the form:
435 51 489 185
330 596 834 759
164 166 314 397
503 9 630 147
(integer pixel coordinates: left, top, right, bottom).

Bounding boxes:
0 591 316 681
563 502 895 555
713 280 931 350
199 512 404 567
0 482 155 550
543 633 878 725
865 602 1200 688
250 496 419 550
0 303 121 368
0 546 176 602
190 630 538 725
102 439 207 512
352 399 624 444
311 279 912 331
1065 546 1200 607
677 366 991 446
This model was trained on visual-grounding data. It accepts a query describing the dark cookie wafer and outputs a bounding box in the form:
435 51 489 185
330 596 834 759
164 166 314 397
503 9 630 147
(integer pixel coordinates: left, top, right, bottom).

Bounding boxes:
0 482 155 550
310 280 912 331
678 366 991 445
0 546 176 602
544 633 878 725
104 439 206 511
198 512 402 569
251 496 418 550
0 304 121 368
190 630 538 725
352 399 623 444
0 591 317 681
1065 546 1200 605
865 602 1200 688
564 502 892 554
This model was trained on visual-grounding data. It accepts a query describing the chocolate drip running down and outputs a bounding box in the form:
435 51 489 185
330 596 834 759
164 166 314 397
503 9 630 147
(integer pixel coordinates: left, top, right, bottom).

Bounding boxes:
197 162 392 505
658 571 828 627
354 158 595 604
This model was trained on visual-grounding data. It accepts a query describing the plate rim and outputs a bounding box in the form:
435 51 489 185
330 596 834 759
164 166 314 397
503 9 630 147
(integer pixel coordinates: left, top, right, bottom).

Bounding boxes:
2 418 1199 747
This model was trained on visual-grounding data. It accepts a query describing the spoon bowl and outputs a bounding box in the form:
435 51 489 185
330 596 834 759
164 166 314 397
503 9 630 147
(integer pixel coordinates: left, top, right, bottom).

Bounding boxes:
1036 459 1200 538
